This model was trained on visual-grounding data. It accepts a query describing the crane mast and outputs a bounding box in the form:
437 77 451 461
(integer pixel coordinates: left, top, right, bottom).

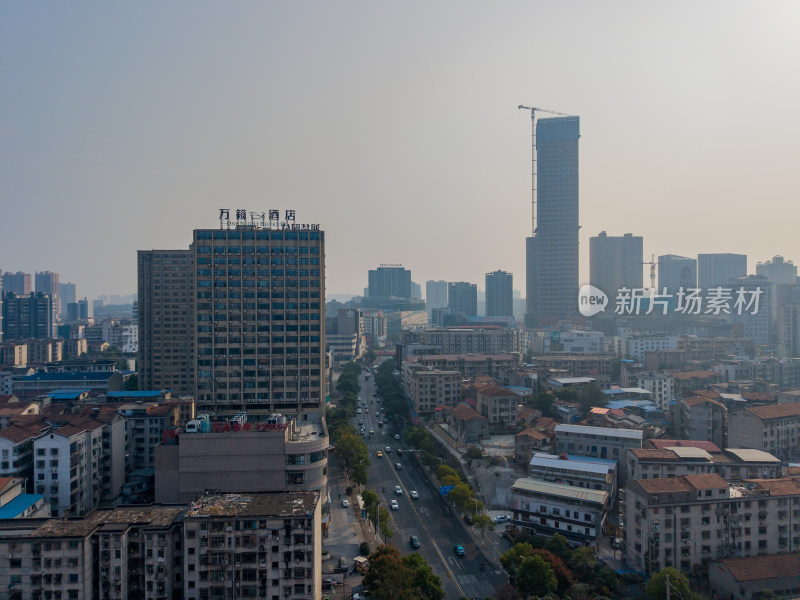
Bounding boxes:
517 105 572 236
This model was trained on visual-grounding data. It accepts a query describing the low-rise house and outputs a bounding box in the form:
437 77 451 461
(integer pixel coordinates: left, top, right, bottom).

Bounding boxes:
450 404 489 443
709 553 800 600
515 429 549 465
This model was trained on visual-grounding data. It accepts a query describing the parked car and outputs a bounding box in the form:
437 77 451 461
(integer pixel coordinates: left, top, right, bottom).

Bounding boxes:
341 498 350 508
494 514 511 523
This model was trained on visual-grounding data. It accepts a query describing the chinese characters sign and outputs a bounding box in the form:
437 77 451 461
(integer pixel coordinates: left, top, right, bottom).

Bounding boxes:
614 287 763 316
217 209 318 231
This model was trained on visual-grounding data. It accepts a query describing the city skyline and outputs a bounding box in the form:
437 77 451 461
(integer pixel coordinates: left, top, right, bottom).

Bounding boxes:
3 2 799 301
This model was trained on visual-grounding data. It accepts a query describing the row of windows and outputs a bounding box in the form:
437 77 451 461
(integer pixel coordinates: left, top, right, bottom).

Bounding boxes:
196 230 322 241
196 245 320 254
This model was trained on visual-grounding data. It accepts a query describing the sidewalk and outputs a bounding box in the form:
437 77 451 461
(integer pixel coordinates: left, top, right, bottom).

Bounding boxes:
323 466 368 597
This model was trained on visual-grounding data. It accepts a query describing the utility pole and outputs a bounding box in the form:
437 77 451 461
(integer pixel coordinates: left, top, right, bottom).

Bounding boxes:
666 573 671 600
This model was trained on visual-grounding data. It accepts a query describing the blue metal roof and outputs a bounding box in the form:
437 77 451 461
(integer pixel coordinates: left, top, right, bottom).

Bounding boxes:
19 372 115 382
48 388 91 395
107 391 165 398
565 453 618 466
0 494 44 519
49 391 89 400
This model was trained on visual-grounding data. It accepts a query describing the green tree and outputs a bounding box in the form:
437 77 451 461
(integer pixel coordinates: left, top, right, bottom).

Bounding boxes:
436 465 460 481
337 432 369 472
530 392 557 418
123 374 138 391
351 462 368 490
543 533 570 562
378 506 393 543
364 349 377 365
471 514 495 539
403 552 445 600
645 567 691 600
464 446 484 460
577 383 608 413
567 545 598 582
447 483 473 512
516 554 558 597
500 542 534 580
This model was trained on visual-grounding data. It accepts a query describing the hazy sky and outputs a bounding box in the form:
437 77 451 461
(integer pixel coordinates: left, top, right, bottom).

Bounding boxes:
3 2 799 301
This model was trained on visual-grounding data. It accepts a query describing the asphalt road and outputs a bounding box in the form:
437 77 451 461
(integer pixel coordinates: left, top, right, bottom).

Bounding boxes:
353 372 506 599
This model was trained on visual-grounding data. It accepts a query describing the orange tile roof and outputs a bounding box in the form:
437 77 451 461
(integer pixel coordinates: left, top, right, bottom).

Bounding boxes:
629 448 679 461
0 421 49 443
478 384 515 397
649 439 722 452
451 404 483 421
747 476 800 496
717 553 800 582
685 395 725 409
636 473 727 494
746 403 800 420
671 370 718 380
516 428 548 441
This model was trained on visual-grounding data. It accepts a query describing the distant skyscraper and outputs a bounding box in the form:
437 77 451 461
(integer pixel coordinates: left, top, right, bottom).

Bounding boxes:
448 282 478 317
58 282 77 317
35 270 60 331
728 274 771 345
658 255 697 291
485 271 514 317
0 271 3 342
137 250 195 396
756 256 797 285
426 280 449 313
2 271 31 295
698 254 747 289
2 292 53 340
589 232 643 295
410 281 422 300
367 265 412 298
78 297 89 320
525 116 580 326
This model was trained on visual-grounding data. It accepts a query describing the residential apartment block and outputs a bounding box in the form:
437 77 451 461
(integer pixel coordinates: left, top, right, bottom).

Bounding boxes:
510 477 608 547
679 393 727 450
627 447 781 482
400 328 520 354
728 403 800 460
401 363 461 415
475 384 520 430
626 474 800 576
0 490 322 600
636 372 675 411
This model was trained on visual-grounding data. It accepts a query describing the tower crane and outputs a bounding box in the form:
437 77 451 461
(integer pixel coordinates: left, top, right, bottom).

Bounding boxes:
643 254 657 289
517 105 573 235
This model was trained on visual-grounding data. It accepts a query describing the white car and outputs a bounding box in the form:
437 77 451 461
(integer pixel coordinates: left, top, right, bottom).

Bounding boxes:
390 500 399 510
341 499 350 508
357 408 362 414
395 485 402 495
394 434 400 440
409 490 419 499
494 514 511 523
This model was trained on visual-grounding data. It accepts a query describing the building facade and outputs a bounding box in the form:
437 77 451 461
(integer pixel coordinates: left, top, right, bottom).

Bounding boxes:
626 474 800 576
589 232 643 296
447 282 478 317
525 116 580 326
367 265 412 298
193 225 326 416
510 477 607 547
658 255 697 292
401 363 461 414
2 293 53 341
698 254 747 290
485 271 513 317
137 249 195 397
554 424 643 482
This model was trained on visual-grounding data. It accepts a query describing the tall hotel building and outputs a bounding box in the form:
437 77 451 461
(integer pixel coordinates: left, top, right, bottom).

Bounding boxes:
139 213 326 418
525 116 580 327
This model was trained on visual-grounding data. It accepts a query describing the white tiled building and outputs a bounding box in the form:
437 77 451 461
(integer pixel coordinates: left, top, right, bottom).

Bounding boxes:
510 478 608 547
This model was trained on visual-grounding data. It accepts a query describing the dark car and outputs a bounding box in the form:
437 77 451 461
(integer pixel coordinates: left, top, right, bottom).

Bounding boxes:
410 535 420 549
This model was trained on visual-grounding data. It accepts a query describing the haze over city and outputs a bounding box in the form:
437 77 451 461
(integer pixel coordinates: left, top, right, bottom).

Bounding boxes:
3 2 799 300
